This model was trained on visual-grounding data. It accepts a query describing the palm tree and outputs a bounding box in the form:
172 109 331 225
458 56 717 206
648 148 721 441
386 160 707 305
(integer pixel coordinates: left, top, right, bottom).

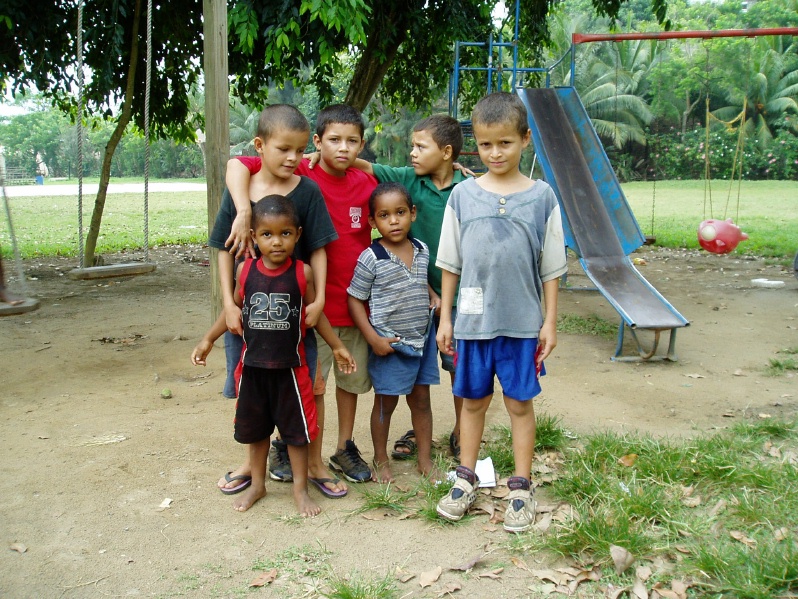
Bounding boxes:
578 39 656 148
713 36 798 145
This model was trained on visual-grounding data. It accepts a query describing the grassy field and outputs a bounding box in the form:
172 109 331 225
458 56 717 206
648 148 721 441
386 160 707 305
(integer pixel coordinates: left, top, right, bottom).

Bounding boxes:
1 180 796 261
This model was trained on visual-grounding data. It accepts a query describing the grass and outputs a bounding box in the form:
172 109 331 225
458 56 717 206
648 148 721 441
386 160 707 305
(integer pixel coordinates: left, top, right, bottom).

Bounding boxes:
351 482 417 515
766 346 798 376
557 313 617 339
508 417 798 598
623 180 797 260
2 179 796 260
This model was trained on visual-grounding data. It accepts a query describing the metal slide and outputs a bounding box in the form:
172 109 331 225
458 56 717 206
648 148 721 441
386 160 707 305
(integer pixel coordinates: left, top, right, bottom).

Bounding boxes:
517 87 689 360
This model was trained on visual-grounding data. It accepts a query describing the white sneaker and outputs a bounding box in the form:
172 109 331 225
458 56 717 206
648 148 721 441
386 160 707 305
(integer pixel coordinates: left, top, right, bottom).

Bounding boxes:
503 488 536 533
436 476 478 522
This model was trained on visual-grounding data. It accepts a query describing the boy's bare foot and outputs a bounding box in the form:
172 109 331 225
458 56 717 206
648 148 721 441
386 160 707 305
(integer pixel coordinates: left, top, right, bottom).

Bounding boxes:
293 487 321 517
218 465 251 492
0 289 24 306
371 459 394 484
308 464 347 495
418 459 443 484
232 485 266 512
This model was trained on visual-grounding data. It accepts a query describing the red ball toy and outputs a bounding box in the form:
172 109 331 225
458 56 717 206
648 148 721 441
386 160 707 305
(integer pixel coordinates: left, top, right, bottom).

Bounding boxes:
697 218 749 254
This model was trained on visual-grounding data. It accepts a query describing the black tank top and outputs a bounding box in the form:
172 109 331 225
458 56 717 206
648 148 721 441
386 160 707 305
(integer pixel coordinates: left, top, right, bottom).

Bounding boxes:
239 257 306 368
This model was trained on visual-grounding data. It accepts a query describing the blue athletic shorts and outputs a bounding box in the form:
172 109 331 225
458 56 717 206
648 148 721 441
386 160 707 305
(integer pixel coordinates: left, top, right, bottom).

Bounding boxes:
368 322 440 396
453 336 545 401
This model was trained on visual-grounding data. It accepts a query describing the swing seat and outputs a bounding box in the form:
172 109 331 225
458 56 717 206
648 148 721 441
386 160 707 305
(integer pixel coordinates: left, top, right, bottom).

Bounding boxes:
68 262 156 280
0 297 40 316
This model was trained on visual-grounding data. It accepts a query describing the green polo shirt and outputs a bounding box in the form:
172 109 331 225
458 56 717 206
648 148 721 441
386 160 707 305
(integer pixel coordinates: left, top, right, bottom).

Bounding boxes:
371 164 468 304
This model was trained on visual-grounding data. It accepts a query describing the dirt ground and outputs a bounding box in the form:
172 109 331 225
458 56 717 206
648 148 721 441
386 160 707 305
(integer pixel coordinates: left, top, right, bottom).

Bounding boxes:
1 244 796 598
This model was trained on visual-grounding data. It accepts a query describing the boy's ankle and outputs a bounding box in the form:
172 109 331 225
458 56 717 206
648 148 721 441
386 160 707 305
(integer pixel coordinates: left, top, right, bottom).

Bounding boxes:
455 465 478 486
507 476 531 491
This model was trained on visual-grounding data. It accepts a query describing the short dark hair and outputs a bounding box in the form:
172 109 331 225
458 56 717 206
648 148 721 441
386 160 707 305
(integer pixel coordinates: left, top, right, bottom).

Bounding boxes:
413 114 463 160
256 104 310 140
316 104 365 139
368 182 413 217
252 194 300 229
471 92 530 136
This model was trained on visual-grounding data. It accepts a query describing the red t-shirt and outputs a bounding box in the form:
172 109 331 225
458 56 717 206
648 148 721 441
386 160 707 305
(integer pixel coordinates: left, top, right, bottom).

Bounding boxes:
236 156 377 326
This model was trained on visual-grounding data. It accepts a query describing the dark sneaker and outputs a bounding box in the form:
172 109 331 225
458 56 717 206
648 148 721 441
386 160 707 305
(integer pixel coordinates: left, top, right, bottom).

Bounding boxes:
329 439 372 483
436 465 478 522
268 439 293 482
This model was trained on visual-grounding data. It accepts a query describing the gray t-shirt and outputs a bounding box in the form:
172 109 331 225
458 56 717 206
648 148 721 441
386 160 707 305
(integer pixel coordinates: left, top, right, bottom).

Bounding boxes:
436 178 567 340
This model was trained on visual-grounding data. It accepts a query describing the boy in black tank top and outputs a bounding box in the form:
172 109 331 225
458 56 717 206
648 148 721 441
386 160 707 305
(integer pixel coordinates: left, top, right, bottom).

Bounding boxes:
193 196 354 517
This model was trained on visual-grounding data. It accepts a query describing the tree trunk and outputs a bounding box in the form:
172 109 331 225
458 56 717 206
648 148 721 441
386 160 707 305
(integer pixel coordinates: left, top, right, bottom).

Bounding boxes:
82 0 142 267
681 90 699 138
343 4 411 112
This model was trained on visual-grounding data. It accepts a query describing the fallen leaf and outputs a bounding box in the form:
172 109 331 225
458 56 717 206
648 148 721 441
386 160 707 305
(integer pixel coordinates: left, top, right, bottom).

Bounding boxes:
774 527 789 542
618 454 638 467
636 566 652 581
361 511 387 521
490 487 510 499
395 566 415 583
681 496 702 508
606 584 629 599
419 566 442 588
610 544 635 575
472 499 495 517
671 580 689 597
722 412 736 417
534 511 552 532
673 545 691 555
684 373 704 379
478 568 504 579
249 568 277 587
437 582 461 596
482 525 498 532
708 499 727 517
531 568 570 586
632 576 648 599
730 530 756 547
450 552 486 572
681 485 695 497
9 543 27 553
398 512 415 520
510 556 529 571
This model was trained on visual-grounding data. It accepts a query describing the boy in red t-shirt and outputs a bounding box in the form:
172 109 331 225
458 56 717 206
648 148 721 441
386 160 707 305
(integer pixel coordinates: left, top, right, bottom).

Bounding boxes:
228 105 378 483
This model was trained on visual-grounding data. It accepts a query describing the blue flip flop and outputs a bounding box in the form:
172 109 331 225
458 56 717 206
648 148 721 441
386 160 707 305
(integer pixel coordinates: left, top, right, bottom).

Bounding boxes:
220 472 252 495
309 477 347 498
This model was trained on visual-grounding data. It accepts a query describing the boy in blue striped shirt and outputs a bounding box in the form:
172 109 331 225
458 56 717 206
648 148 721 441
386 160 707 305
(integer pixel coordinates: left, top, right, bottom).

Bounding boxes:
347 182 440 483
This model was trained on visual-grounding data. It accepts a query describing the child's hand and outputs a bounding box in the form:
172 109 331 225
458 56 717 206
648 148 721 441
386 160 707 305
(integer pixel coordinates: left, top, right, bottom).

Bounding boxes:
225 211 257 260
429 293 441 316
453 162 476 178
305 300 323 328
191 340 213 366
305 152 321 169
537 320 557 362
370 335 397 357
436 321 454 356
333 347 357 374
225 304 243 335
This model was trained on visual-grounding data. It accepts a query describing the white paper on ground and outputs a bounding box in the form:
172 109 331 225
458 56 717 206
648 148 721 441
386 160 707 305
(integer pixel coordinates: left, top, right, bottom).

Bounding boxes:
475 457 496 487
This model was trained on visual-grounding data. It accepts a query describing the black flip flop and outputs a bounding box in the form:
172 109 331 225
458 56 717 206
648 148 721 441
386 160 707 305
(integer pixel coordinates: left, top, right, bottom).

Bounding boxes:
219 472 252 495
391 429 417 460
